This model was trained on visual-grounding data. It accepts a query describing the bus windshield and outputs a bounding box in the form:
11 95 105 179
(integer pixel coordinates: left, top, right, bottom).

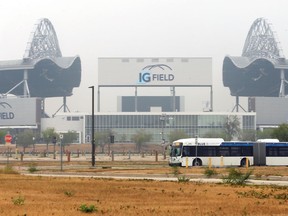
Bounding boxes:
170 144 182 157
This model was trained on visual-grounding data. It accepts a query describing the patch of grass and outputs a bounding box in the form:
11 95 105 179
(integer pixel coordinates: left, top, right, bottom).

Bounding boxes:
64 190 75 197
222 168 252 185
27 163 38 173
0 165 18 174
79 204 97 213
274 193 288 200
236 190 270 199
204 168 218 178
12 196 25 205
171 166 181 176
177 175 190 183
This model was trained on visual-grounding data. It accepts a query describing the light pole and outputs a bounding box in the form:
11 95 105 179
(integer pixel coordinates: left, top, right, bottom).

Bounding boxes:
60 134 63 171
52 136 56 159
160 113 166 145
89 86 95 167
195 135 198 166
32 137 35 155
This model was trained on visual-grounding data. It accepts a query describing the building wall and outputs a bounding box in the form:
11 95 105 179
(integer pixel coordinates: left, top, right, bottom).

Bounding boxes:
0 97 42 128
249 97 288 126
41 112 256 144
41 113 86 143
119 96 183 112
84 112 256 144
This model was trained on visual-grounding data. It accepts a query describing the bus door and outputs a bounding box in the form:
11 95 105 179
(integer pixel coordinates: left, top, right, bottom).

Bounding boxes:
253 142 266 166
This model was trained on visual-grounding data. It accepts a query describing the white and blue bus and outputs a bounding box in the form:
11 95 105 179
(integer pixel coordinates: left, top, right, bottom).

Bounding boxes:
169 138 288 167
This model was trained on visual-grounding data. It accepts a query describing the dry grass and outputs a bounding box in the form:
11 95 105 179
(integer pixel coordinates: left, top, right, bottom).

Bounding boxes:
0 144 288 216
0 173 287 215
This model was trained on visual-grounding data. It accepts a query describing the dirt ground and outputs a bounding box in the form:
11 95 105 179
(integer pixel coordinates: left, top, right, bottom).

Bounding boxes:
0 144 288 215
0 163 288 216
0 174 287 216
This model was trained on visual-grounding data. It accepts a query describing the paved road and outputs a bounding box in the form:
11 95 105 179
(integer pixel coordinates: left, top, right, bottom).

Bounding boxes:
23 172 288 186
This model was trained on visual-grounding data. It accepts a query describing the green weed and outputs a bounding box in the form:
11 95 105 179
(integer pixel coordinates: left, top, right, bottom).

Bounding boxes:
204 168 218 178
222 168 252 185
79 204 97 213
12 196 25 205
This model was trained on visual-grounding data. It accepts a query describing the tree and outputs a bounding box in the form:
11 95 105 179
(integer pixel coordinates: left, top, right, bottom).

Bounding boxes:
94 130 112 153
203 131 228 140
131 130 152 152
239 129 256 141
0 129 7 144
257 128 275 140
42 128 58 151
61 130 78 145
271 124 288 141
168 130 189 144
223 115 240 141
17 130 34 152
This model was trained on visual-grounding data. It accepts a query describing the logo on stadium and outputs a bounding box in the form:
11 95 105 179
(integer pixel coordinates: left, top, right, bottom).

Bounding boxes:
138 64 174 84
0 102 15 120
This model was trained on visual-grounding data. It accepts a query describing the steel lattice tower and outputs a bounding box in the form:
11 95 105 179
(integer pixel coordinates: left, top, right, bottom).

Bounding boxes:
23 18 62 60
242 18 284 59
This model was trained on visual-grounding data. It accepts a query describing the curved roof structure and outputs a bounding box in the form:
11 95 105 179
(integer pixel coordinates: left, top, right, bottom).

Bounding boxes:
223 18 288 97
0 18 81 98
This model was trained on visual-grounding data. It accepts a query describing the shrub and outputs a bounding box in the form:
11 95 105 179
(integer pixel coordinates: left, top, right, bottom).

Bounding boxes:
64 190 75 197
204 168 218 178
177 175 190 183
0 165 18 174
171 166 181 176
27 163 38 173
222 168 252 185
79 204 97 213
12 196 25 205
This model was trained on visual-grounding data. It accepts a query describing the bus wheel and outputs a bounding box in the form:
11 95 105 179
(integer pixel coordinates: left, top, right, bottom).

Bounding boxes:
193 159 202 166
240 158 250 167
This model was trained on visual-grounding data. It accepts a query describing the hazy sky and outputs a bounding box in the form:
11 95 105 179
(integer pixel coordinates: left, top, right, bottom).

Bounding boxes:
1 0 288 115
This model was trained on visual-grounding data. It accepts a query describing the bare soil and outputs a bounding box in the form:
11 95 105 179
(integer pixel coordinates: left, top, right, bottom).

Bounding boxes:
0 164 288 216
0 144 288 215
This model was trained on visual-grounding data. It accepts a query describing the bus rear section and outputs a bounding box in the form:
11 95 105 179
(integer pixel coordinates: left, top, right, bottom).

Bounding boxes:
264 143 288 166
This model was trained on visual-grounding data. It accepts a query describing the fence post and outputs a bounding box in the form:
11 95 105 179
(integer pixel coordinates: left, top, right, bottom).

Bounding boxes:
208 157 212 169
246 157 249 168
67 151 71 162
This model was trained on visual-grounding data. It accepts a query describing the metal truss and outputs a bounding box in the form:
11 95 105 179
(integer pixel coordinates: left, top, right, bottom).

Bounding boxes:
23 18 62 60
242 18 283 59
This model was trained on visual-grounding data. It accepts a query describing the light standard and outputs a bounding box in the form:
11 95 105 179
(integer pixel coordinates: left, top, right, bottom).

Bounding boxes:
60 134 63 171
89 86 95 167
52 136 57 159
195 135 199 166
160 113 166 144
32 137 35 155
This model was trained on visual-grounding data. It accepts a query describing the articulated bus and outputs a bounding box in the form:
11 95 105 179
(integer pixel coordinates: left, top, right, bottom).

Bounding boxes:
169 138 288 167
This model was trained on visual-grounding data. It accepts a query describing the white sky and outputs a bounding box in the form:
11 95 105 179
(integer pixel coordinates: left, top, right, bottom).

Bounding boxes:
1 0 288 115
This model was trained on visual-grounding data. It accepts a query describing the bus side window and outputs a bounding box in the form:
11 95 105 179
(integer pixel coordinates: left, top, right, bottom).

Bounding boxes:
218 147 229 156
278 147 288 156
182 147 188 157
